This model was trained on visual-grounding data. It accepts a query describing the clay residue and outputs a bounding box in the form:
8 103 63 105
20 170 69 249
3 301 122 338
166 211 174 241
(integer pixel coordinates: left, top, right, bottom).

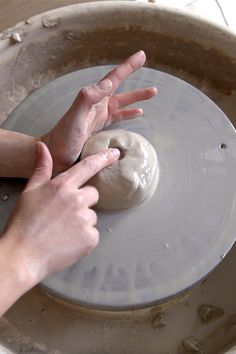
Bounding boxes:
25 19 32 25
0 30 25 41
152 313 166 329
62 28 236 94
0 70 56 124
42 16 61 28
182 336 205 353
0 317 59 353
0 26 236 124
178 313 236 354
10 32 22 44
198 304 224 324
203 314 236 354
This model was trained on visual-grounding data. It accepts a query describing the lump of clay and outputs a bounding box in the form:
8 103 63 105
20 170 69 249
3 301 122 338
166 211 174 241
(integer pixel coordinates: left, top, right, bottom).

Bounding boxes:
81 129 159 210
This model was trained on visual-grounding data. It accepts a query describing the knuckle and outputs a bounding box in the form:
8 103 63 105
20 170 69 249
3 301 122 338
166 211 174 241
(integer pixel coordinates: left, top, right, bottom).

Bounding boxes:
92 188 99 203
79 186 99 207
90 209 98 224
88 185 98 194
51 179 66 194
80 228 99 257
87 186 99 201
88 228 99 248
77 192 85 206
77 208 88 223
126 60 136 72
77 208 97 225
51 178 74 201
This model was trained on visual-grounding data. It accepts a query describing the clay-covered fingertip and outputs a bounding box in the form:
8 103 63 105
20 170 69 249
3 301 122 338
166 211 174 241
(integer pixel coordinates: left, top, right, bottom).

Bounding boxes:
109 148 120 159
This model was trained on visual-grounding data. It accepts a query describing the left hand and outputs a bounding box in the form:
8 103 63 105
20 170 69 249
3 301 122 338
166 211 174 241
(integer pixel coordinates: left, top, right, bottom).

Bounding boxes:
41 50 157 174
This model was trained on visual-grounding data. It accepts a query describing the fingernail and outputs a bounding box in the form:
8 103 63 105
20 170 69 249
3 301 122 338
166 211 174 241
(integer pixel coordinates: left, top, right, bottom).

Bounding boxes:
97 79 112 91
137 50 145 56
109 148 120 158
137 108 143 116
151 87 158 94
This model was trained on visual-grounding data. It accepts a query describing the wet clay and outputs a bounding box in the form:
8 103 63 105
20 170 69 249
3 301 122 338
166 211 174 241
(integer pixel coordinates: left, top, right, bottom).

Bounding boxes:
81 129 159 210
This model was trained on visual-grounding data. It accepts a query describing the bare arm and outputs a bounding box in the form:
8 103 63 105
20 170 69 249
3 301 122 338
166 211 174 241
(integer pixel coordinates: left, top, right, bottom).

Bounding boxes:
0 236 32 315
0 129 38 178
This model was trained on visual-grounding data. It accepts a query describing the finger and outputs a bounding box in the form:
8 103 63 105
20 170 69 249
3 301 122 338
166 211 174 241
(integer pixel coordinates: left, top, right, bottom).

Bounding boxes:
55 148 120 188
79 186 99 207
99 50 146 93
111 108 143 122
114 87 157 108
80 208 97 226
25 142 53 191
88 209 98 226
86 227 100 253
68 79 112 117
82 227 100 257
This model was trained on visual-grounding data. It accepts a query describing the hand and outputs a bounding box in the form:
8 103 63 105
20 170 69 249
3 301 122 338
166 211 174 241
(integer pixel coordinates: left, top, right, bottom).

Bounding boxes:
1 142 120 287
41 50 157 173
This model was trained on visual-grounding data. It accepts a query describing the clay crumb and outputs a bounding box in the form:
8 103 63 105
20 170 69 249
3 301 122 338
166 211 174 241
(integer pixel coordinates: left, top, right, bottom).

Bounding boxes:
10 32 22 44
64 30 81 41
152 313 166 329
25 18 32 25
42 16 60 28
198 304 224 324
182 336 205 353
1 193 9 201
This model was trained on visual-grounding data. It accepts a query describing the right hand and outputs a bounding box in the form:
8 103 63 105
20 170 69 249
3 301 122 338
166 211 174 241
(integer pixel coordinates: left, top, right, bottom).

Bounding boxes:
41 51 157 174
2 142 120 286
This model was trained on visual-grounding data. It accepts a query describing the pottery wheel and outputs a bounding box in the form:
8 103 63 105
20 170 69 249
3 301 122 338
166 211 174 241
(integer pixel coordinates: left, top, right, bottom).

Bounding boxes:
1 66 236 310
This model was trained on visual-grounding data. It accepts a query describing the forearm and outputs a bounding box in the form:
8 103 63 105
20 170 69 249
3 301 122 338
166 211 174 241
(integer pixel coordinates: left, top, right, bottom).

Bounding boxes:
0 235 36 317
0 129 38 178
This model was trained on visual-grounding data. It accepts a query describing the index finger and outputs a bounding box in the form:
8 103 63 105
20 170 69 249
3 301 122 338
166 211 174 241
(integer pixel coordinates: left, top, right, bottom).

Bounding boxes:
99 50 146 94
54 148 120 188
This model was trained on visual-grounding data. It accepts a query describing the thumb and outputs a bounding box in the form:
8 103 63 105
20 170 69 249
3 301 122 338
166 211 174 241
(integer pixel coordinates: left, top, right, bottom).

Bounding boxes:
81 79 113 106
61 79 112 128
71 79 113 114
25 142 53 191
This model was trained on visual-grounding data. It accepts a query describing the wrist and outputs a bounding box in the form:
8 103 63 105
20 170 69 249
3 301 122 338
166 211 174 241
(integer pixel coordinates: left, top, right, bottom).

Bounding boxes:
0 233 41 295
40 132 86 175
